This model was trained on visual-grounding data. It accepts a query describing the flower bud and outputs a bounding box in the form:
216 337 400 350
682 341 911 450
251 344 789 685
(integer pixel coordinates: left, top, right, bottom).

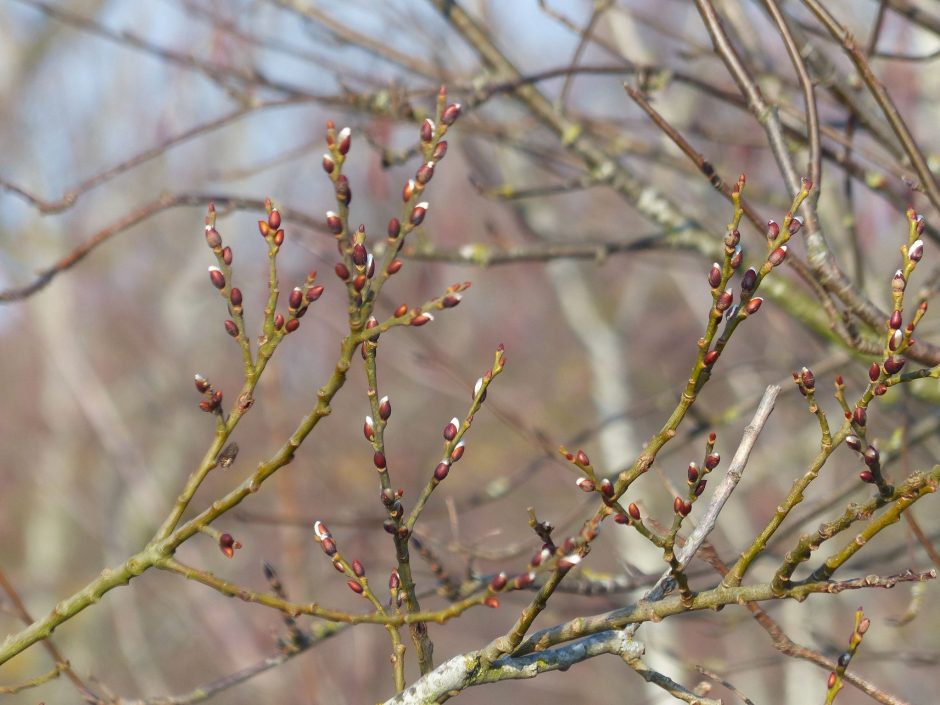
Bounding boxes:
852 406 867 427
337 127 351 155
230 287 243 307
745 297 764 314
335 262 350 280
443 417 459 440
322 153 335 174
708 263 722 289
766 220 780 242
869 362 880 382
741 267 758 292
441 103 461 125
432 140 448 161
628 503 641 520
845 435 862 451
208 266 225 290
410 202 429 226
884 356 906 374
788 216 804 235
326 211 342 234
224 320 238 337
576 477 594 492
434 461 450 481
716 289 733 312
768 245 788 266
346 579 363 594
205 226 222 249
909 239 924 262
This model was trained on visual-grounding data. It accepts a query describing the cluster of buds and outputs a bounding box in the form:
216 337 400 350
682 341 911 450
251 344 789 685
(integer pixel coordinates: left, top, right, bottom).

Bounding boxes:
380 488 406 538
563 447 615 500
194 373 223 414
844 434 892 495
674 432 721 518
218 532 242 559
433 415 466 482
313 520 370 596
825 609 871 702
258 198 286 249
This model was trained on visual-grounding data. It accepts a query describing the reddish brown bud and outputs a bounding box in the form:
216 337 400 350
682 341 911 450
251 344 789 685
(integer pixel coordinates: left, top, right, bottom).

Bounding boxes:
421 118 435 143
388 259 403 275
307 285 325 302
442 294 461 308
766 220 780 242
267 208 281 230
274 313 284 330
389 570 400 590
230 287 243 307
845 435 862 451
869 362 880 382
410 202 429 226
331 559 344 573
703 350 719 367
514 571 535 589
224 320 238 337
863 445 879 467
443 417 459 441
729 246 743 270
695 479 707 496
432 140 448 161
600 478 614 497
285 318 299 333
725 229 740 248
484 595 500 608
352 559 365 577
716 289 733 312
219 533 239 558
258 220 271 238
852 406 867 427
788 216 804 235
434 461 450 481
416 162 434 185
387 217 401 239
288 287 303 311
858 617 870 634
673 496 684 515
745 297 763 314
707 262 722 289
335 262 350 280
411 312 432 326
741 267 758 292
576 477 595 493
353 274 367 292
273 229 284 247
194 374 210 393
859 470 875 483
363 416 375 441
320 537 337 556
222 246 233 266
687 463 699 483
322 153 335 174
337 126 351 155
441 103 461 125
628 503 641 520
575 450 590 467
205 226 222 249
352 243 367 267
909 239 924 262
883 357 906 374
326 211 342 234
614 513 630 524
874 383 888 396
373 451 387 469
208 266 226 290
889 310 903 330
768 245 788 266
489 572 508 591
394 303 408 317
800 367 815 391
451 441 465 462
346 579 363 594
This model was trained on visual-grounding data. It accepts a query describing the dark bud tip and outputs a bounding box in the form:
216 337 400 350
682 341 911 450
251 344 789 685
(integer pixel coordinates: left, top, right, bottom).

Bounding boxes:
741 267 758 292
288 288 303 310
863 445 880 467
